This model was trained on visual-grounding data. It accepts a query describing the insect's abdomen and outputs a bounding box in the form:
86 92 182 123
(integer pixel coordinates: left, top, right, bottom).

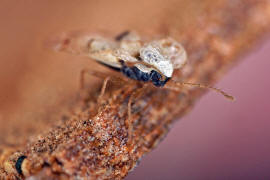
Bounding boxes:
120 64 170 87
121 65 150 82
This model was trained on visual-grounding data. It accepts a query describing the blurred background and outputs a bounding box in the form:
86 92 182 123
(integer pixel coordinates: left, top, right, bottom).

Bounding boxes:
0 1 269 179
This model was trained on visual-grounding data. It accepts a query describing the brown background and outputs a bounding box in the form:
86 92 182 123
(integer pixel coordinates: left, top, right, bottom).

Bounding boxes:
0 1 269 179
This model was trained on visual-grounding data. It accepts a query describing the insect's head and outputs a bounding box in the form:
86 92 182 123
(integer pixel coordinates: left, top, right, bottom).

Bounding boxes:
140 43 174 78
139 38 187 78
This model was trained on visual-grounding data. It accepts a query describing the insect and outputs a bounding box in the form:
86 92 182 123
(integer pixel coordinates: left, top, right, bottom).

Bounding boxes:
50 30 234 143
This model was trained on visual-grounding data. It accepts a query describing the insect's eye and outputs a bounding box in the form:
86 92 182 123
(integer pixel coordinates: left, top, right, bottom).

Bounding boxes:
146 52 158 61
142 48 162 64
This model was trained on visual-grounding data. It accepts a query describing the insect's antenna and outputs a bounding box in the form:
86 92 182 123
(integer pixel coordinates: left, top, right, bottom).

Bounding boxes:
166 80 235 101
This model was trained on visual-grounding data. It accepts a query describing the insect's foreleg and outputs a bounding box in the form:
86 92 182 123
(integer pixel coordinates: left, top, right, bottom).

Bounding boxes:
80 69 127 90
127 84 149 145
80 69 110 90
97 76 110 104
79 69 127 103
79 69 106 103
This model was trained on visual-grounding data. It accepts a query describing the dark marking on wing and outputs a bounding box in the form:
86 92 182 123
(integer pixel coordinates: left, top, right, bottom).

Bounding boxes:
115 31 130 41
97 61 121 72
134 53 142 61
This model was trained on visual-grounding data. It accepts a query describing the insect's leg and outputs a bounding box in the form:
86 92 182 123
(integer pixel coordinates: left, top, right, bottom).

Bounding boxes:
164 80 235 101
97 76 111 104
80 68 127 90
79 69 126 103
127 84 149 145
80 69 109 91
